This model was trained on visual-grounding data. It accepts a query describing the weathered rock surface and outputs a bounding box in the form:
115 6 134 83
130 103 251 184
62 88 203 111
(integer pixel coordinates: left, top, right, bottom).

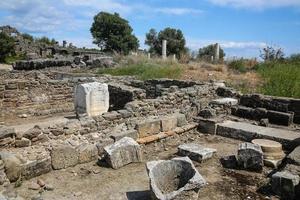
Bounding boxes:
287 146 300 166
146 157 206 200
136 119 161 138
178 143 216 162
104 137 142 169
110 130 138 141
161 116 177 132
220 155 238 169
50 144 78 170
271 171 300 200
198 108 216 119
0 152 25 182
237 142 263 171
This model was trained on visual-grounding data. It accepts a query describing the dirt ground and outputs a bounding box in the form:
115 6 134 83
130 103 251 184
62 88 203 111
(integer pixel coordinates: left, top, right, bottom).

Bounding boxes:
4 131 278 200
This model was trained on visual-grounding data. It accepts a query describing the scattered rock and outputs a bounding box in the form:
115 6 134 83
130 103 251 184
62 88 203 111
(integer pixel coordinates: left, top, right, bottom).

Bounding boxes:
271 171 300 200
220 155 238 169
198 108 216 119
104 137 142 169
23 125 42 140
28 182 41 190
178 143 216 162
259 118 269 127
237 142 263 171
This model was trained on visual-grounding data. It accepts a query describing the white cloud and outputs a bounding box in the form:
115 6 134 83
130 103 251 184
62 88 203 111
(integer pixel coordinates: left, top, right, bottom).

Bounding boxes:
187 38 267 50
155 8 203 15
207 0 300 9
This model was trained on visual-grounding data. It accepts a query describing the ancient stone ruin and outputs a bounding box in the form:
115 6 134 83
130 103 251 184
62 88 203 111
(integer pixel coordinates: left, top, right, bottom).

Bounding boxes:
0 59 300 199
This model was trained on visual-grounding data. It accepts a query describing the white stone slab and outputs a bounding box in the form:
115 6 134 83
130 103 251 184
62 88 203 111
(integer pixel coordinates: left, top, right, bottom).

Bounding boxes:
74 82 109 117
178 143 217 162
210 98 238 106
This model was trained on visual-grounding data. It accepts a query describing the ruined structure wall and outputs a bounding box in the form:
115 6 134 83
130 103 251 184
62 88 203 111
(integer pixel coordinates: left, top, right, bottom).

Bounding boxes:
0 79 74 120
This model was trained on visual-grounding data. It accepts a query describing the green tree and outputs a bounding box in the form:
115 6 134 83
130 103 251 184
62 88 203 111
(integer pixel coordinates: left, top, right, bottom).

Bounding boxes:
0 32 15 62
35 36 57 45
21 33 34 42
90 12 139 54
145 27 186 57
197 44 225 61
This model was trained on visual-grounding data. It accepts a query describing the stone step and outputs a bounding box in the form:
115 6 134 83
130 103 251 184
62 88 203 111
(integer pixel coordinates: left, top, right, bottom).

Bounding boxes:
216 120 300 148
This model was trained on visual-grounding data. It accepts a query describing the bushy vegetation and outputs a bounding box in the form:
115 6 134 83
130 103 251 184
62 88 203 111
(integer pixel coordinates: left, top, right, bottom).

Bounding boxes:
35 36 57 45
228 59 247 73
0 32 15 62
255 61 300 98
97 56 183 80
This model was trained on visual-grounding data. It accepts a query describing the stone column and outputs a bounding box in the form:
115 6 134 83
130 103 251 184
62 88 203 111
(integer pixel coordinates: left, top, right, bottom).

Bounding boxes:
63 40 67 48
173 54 176 61
162 40 167 60
214 43 220 63
147 53 151 59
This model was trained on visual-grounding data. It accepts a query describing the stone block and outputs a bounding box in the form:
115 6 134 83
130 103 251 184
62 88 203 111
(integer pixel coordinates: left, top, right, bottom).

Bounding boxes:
110 130 138 141
15 138 31 147
287 146 300 166
198 108 216 119
117 109 132 118
0 152 25 182
220 155 238 169
197 118 220 134
104 137 142 169
77 144 98 164
176 113 187 127
178 143 216 162
136 119 161 138
102 111 122 120
96 138 114 157
271 171 299 199
23 125 42 140
161 115 177 132
267 110 294 126
0 126 15 140
50 144 78 170
22 156 52 180
146 157 206 200
210 98 238 106
237 142 263 171
74 82 109 117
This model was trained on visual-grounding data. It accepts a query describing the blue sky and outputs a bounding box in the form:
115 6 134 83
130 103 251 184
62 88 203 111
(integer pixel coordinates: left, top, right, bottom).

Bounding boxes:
1 0 300 58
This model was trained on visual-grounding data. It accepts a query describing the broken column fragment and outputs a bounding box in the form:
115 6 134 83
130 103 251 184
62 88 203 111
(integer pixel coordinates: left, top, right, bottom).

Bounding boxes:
74 82 109 117
146 157 206 200
104 137 142 169
237 142 263 171
178 143 216 162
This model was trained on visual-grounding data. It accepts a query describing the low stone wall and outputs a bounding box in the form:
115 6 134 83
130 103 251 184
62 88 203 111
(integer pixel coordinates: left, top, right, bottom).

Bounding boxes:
0 79 74 120
13 59 73 70
240 94 300 124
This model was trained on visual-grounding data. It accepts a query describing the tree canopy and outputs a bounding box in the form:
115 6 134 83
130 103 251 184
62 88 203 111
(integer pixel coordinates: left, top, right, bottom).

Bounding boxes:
145 27 186 57
0 32 15 62
90 12 139 54
197 44 225 61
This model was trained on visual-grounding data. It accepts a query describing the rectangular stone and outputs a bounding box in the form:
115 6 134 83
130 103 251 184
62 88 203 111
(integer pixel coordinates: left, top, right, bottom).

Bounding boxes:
267 110 294 126
161 115 177 132
110 130 138 141
271 171 300 199
74 82 109 117
217 120 300 148
50 144 78 170
136 119 161 138
0 126 15 139
178 143 216 162
197 118 220 134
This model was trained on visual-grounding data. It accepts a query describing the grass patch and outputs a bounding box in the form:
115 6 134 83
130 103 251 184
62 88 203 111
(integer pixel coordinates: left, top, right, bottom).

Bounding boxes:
97 59 183 80
256 62 300 98
228 59 247 73
4 54 26 64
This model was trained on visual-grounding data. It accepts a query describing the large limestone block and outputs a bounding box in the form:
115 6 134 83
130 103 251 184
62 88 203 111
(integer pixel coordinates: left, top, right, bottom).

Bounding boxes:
136 119 161 138
146 157 206 200
104 137 142 169
161 116 178 132
74 82 109 117
237 142 263 171
50 144 78 170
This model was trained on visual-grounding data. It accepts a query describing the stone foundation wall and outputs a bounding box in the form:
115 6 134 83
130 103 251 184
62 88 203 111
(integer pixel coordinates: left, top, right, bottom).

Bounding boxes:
0 79 75 120
240 94 300 124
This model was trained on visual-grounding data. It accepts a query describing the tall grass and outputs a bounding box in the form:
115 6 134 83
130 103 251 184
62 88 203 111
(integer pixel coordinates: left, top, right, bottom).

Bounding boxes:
256 62 300 98
97 56 183 80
